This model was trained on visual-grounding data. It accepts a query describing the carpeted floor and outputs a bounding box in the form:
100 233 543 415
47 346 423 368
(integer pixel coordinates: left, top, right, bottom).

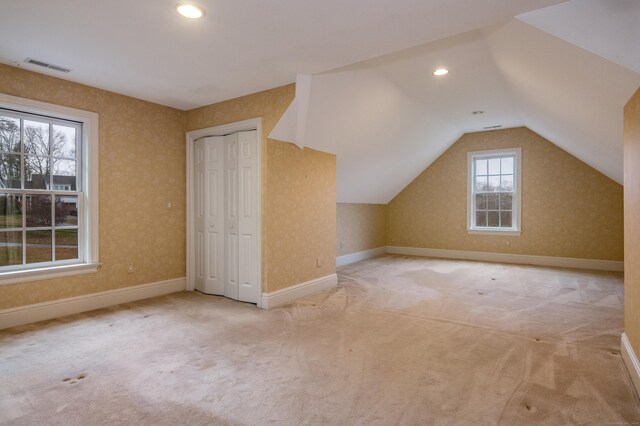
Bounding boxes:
1 255 639 425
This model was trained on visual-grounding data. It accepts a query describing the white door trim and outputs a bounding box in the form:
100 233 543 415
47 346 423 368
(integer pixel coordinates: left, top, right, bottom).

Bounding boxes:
186 118 263 307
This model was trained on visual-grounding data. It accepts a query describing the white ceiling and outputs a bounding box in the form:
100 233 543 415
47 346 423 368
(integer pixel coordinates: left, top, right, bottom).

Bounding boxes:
2 0 640 205
0 0 564 109
272 14 640 203
518 0 640 74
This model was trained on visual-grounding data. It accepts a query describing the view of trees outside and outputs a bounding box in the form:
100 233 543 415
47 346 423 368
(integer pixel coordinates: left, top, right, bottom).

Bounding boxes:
474 156 514 228
0 112 79 267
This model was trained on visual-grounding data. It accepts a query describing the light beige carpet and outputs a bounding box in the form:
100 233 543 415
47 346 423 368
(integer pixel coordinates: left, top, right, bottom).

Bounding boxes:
1 255 638 425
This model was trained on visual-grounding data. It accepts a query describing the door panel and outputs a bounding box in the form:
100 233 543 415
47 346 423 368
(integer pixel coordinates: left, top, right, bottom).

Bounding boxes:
224 133 240 300
194 140 205 292
204 138 225 294
194 137 224 295
237 130 259 303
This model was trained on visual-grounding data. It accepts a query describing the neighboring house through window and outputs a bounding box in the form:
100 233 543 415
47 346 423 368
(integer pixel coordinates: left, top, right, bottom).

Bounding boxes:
0 94 98 284
468 148 521 235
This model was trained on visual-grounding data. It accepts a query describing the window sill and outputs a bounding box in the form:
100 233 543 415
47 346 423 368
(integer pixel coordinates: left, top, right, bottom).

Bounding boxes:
468 228 521 236
0 263 100 286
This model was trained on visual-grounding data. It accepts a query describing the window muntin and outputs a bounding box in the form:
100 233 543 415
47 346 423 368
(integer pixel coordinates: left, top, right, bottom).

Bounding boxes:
468 148 520 233
0 108 82 270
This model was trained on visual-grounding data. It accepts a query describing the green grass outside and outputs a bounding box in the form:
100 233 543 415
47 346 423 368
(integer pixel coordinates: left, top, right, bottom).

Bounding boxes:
0 229 78 266
0 214 21 228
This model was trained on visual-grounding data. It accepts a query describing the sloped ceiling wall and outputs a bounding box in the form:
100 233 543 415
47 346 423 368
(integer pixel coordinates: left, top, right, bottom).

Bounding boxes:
272 17 640 204
485 20 639 185
518 0 640 74
0 0 566 110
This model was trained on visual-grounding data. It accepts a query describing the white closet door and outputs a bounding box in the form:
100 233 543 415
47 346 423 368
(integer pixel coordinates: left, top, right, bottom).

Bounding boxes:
204 137 225 294
194 139 206 293
237 130 260 303
195 137 225 295
193 130 260 303
224 133 240 300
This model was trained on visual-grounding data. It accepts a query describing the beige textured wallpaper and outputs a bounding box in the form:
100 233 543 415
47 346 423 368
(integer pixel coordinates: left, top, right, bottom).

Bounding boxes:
266 144 336 291
624 88 640 354
0 64 187 310
187 85 336 293
337 203 385 256
387 127 623 261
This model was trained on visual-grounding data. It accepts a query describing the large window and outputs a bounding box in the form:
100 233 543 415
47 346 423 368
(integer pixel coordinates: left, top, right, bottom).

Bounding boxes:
0 94 98 284
468 148 521 235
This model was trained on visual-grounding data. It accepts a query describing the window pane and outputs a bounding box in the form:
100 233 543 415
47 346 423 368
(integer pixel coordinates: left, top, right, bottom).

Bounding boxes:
52 159 76 191
26 194 52 227
24 120 49 156
0 193 22 228
501 211 512 228
488 176 500 192
487 194 499 210
25 155 50 189
501 175 513 191
488 211 500 227
475 159 487 176
475 176 488 192
0 153 21 188
55 229 78 260
500 193 513 210
55 195 78 226
52 125 76 159
475 194 486 210
26 230 51 264
501 157 514 174
0 116 20 152
488 158 500 175
0 231 22 266
475 211 487 227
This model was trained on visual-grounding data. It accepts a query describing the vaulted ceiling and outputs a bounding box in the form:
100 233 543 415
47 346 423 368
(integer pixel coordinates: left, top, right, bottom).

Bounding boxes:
271 1 640 203
2 1 640 204
0 0 563 109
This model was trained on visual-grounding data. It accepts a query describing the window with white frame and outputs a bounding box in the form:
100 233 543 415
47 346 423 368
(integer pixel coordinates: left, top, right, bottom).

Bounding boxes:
468 148 521 234
0 95 98 283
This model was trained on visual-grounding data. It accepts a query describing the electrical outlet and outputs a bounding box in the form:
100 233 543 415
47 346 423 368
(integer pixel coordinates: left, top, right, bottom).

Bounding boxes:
505 240 510 247
340 240 344 249
127 263 134 273
316 257 321 268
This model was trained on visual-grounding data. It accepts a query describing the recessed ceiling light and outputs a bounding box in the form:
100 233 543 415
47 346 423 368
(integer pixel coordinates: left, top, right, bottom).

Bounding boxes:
433 68 449 76
176 4 206 19
472 110 484 115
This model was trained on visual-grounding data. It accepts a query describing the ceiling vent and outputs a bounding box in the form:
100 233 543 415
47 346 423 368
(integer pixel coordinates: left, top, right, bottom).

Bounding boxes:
24 58 71 73
483 125 503 130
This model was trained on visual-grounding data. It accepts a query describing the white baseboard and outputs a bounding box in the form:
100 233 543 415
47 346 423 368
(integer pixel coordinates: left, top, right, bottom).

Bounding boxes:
336 247 386 267
261 273 338 309
386 246 623 272
621 332 640 397
0 277 186 330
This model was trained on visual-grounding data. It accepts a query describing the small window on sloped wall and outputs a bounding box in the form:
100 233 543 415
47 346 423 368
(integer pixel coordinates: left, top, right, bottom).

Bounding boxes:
467 148 521 235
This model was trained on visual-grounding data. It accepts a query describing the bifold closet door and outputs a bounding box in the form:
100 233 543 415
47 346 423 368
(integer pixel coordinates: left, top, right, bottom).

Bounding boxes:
236 131 260 303
194 136 225 295
224 133 240 300
194 130 260 303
